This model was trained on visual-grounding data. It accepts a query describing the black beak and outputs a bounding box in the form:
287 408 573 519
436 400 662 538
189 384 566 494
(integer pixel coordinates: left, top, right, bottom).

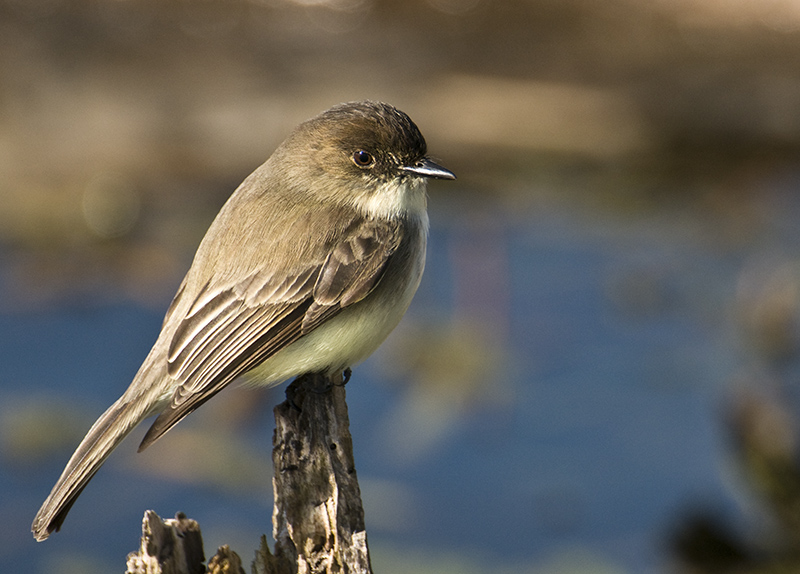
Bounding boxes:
402 158 456 180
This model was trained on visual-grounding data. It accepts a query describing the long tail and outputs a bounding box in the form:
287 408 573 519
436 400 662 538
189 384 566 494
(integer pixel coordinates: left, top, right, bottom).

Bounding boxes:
31 398 145 541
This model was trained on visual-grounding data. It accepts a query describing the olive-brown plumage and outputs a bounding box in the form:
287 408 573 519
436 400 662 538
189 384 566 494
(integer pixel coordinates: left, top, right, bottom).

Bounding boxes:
32 101 454 541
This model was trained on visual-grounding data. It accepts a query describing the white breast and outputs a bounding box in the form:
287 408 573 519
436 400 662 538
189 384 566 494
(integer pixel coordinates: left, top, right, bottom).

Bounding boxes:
358 177 429 223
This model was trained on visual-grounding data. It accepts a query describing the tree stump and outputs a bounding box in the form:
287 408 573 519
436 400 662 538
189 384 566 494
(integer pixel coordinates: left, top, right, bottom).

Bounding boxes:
263 371 372 574
126 372 373 574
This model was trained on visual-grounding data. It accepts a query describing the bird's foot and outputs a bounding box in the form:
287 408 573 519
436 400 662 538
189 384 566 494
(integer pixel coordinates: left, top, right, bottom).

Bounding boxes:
339 368 352 386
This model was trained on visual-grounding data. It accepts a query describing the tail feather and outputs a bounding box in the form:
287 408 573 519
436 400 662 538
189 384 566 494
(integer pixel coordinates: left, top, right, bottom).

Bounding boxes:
31 399 139 541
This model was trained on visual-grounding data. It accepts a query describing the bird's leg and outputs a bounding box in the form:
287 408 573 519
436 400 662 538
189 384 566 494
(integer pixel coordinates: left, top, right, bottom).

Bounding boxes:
286 369 350 410
340 368 352 386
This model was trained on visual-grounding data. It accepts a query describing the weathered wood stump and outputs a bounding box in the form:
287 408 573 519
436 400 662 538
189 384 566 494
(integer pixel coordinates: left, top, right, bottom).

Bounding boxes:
126 372 372 574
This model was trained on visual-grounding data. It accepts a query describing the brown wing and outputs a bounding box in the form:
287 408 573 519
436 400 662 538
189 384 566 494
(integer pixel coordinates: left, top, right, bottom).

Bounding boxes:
138 218 402 450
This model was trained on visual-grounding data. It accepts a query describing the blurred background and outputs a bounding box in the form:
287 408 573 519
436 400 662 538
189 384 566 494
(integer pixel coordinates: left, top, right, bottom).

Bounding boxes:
3 0 800 572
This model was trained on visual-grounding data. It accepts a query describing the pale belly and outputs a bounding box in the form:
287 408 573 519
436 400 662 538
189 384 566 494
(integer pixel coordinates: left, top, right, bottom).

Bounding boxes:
243 232 425 386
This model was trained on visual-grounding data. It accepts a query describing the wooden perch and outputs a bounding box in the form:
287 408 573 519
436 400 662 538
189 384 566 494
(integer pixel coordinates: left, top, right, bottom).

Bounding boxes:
264 371 372 574
126 372 373 574
126 511 205 574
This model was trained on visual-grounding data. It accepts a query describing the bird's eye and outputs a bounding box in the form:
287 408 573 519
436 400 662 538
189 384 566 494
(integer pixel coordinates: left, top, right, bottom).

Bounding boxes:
352 150 375 168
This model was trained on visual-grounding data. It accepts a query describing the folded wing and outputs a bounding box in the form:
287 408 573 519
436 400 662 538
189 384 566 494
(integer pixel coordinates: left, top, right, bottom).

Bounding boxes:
138 218 402 450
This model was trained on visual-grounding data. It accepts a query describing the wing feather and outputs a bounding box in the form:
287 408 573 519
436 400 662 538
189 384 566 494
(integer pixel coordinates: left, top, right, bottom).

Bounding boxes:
138 217 404 450
167 289 241 373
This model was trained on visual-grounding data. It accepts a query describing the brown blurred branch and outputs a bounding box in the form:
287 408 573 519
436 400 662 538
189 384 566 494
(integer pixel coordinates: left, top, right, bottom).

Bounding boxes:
126 372 372 574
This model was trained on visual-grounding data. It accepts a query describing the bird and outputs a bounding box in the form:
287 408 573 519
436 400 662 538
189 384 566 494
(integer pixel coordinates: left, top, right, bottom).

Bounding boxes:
32 100 455 541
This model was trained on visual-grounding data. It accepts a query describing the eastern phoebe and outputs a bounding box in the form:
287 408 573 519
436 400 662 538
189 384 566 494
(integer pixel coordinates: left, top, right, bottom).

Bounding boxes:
32 101 455 541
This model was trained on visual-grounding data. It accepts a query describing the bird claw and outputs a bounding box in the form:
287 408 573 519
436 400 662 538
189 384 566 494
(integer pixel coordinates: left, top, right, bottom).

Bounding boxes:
340 368 352 386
